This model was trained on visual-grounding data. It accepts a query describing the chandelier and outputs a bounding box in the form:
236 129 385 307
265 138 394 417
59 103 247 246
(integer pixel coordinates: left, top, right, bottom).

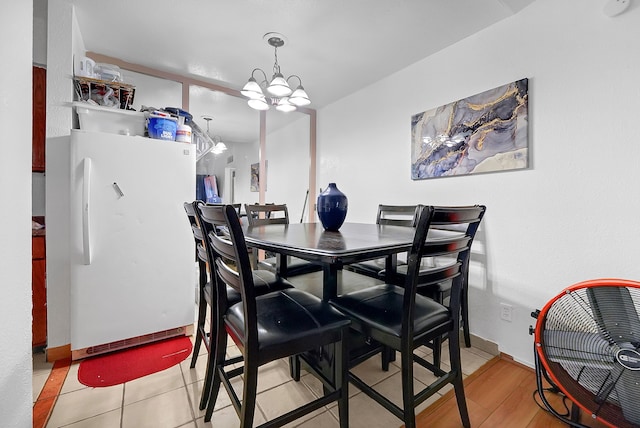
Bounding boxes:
202 116 227 155
241 33 311 112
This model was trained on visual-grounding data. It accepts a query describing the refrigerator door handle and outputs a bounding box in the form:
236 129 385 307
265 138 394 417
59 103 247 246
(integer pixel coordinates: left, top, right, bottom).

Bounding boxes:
82 157 92 265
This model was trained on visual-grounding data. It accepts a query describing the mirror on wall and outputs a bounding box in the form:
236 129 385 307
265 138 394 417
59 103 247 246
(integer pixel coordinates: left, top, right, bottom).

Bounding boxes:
189 85 260 205
104 57 313 214
123 70 183 112
265 109 311 223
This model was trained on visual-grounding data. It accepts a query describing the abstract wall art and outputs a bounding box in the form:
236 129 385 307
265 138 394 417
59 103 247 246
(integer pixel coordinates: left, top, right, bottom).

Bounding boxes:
411 78 528 180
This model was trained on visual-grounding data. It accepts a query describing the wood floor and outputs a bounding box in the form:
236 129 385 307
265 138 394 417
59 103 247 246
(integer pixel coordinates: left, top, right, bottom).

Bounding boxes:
415 356 611 428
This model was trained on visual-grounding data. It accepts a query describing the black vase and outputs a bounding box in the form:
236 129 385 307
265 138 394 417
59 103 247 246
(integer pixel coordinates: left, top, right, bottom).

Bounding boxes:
317 183 348 231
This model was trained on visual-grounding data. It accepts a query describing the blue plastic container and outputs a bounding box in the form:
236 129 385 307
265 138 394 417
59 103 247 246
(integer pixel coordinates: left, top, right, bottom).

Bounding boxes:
148 116 177 141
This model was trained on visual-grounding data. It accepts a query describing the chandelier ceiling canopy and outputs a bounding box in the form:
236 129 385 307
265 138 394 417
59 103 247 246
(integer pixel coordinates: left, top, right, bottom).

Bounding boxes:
241 32 311 112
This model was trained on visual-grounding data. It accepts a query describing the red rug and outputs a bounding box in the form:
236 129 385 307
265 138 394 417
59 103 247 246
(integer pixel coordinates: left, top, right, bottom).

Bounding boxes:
78 336 192 387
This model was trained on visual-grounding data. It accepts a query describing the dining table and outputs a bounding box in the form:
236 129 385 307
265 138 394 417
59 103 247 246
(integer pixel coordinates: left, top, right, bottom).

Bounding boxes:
243 222 417 301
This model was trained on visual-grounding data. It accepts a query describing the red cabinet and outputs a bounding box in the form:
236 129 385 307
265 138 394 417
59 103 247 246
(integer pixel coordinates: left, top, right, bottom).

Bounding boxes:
32 66 46 172
32 235 47 348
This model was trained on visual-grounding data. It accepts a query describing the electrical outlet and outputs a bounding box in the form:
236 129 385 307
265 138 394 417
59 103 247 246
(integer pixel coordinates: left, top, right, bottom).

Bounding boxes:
500 303 513 322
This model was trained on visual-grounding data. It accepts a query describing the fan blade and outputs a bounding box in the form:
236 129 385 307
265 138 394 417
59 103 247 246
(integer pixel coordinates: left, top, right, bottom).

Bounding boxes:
544 330 616 366
587 287 640 346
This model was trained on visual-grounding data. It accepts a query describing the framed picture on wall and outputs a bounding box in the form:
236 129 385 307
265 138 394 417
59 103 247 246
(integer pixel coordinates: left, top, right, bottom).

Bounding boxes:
411 78 529 180
250 161 267 192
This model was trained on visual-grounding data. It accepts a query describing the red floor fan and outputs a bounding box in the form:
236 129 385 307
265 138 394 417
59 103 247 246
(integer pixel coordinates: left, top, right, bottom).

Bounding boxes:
531 278 640 428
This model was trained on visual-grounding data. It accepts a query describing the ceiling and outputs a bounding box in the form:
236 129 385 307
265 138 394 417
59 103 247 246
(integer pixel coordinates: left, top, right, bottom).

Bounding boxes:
39 0 536 144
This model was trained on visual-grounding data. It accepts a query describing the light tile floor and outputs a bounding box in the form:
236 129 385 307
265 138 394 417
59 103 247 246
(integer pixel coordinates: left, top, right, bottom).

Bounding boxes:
34 271 495 428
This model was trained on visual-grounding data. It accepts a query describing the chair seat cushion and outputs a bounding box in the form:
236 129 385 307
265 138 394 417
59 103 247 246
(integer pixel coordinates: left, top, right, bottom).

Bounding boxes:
346 258 408 277
251 269 294 291
228 270 294 304
329 284 450 341
379 257 457 284
225 288 351 363
205 270 293 308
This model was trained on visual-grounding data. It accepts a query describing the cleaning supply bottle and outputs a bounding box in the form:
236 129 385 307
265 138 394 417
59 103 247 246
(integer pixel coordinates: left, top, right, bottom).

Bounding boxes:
175 116 192 143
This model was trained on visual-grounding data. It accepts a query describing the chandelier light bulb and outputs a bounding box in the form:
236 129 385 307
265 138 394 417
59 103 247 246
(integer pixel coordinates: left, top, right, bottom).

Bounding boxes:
241 77 264 99
275 97 296 113
289 86 311 106
248 96 269 111
267 73 292 97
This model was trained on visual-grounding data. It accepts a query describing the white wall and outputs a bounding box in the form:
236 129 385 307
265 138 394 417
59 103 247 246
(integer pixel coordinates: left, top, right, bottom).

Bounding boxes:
317 0 640 366
46 0 86 348
0 2 34 426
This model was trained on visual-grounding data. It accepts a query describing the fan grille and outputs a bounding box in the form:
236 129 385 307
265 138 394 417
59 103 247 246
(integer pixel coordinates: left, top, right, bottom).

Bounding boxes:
537 283 640 428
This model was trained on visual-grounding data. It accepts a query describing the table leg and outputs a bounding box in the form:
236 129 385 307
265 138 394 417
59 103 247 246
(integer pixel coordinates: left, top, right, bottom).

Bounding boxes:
276 254 289 279
383 253 401 285
385 253 398 273
322 264 339 301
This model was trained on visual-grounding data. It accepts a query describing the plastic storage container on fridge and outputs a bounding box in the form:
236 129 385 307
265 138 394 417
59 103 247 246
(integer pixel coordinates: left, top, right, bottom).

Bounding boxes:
74 102 146 136
148 115 178 141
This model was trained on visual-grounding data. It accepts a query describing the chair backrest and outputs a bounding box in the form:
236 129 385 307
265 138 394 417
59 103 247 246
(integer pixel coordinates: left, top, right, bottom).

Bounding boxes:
197 203 259 346
402 205 486 337
184 201 208 266
184 201 204 243
376 204 423 227
244 203 289 226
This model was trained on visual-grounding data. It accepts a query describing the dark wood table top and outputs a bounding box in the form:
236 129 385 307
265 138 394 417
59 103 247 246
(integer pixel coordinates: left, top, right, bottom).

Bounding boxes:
244 222 417 266
244 222 425 300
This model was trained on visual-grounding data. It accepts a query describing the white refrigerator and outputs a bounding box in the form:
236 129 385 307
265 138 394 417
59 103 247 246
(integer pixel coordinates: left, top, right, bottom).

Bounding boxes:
56 130 196 359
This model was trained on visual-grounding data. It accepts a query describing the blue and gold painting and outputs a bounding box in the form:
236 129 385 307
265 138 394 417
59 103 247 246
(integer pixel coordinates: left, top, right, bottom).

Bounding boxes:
411 78 528 180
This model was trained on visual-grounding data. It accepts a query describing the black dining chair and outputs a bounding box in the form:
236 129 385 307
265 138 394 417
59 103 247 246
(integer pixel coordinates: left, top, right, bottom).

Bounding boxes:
244 203 322 277
187 201 294 413
183 201 209 370
329 205 486 428
383 205 486 364
344 204 422 281
198 204 351 427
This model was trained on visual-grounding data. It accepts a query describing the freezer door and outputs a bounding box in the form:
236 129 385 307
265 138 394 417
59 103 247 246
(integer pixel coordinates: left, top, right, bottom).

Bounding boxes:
69 130 196 350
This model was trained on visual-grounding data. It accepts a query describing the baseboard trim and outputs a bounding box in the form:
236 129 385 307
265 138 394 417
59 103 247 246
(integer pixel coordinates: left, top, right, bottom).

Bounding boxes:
45 326 194 362
466 332 499 356
46 344 71 362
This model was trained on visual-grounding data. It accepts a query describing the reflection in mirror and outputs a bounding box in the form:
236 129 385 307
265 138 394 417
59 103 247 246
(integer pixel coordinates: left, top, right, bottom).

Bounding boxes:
189 85 260 205
123 70 182 111
84 53 315 217
265 109 311 223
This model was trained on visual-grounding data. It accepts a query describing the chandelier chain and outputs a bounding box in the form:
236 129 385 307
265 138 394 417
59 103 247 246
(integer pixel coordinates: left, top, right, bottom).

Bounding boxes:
272 46 281 76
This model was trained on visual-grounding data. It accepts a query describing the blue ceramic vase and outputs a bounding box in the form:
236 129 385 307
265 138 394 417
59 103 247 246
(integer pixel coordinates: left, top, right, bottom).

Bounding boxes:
317 183 348 231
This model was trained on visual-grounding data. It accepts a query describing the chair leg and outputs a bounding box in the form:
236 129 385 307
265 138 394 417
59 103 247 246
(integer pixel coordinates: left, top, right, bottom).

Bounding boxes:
448 328 471 428
191 266 208 368
203 331 228 421
432 335 443 369
289 355 301 381
400 346 416 428
336 334 349 428
198 338 214 410
381 346 395 371
462 285 471 347
239 360 259 428
198 304 216 410
190 329 203 369
431 289 445 369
